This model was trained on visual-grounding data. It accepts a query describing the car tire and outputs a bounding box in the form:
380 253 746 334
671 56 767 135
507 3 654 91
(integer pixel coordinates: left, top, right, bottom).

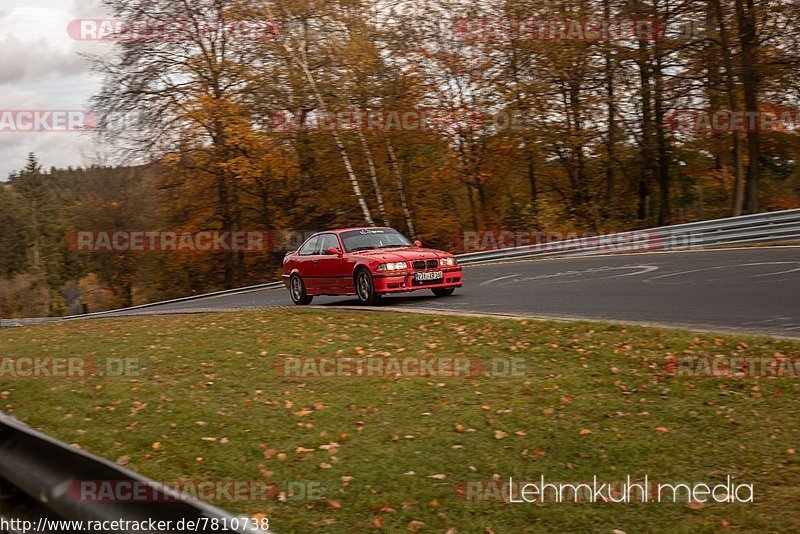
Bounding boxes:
431 287 455 297
355 269 382 305
290 274 313 305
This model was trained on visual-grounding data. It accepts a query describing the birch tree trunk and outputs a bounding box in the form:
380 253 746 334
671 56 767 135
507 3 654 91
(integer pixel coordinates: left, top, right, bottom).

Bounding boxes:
386 138 416 238
357 130 388 225
266 5 375 225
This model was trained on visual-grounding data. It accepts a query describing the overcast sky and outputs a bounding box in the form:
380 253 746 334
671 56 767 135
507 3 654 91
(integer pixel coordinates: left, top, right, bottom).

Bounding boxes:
0 0 113 180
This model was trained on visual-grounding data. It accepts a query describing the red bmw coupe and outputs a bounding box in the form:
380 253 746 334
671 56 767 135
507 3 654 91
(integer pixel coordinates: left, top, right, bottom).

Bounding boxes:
282 228 463 305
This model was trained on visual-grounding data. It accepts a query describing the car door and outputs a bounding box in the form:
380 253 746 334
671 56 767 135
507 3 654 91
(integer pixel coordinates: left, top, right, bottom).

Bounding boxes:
314 233 347 293
295 235 321 291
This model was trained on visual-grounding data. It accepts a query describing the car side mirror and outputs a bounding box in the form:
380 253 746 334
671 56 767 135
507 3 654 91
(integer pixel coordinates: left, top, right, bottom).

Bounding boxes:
413 240 422 248
326 247 343 256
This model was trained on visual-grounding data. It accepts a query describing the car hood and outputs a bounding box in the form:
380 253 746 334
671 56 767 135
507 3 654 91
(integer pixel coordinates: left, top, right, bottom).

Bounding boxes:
352 247 447 262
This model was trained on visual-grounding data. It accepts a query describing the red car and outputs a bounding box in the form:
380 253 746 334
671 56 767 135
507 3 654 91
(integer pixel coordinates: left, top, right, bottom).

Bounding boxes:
282 228 463 305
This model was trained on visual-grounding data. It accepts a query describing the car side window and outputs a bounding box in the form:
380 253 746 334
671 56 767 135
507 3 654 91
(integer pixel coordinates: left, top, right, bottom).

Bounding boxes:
316 234 340 255
298 236 320 256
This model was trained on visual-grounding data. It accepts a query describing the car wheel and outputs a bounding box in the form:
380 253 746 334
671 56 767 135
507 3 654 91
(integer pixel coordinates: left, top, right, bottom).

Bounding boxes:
290 274 313 305
355 269 381 305
431 287 455 297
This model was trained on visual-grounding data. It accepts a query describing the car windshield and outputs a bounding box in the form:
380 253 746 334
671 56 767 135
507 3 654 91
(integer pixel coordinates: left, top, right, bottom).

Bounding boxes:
340 229 413 252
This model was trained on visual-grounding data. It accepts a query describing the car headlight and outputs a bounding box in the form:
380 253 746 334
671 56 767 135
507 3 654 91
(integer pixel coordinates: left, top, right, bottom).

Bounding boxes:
440 257 456 267
377 261 408 272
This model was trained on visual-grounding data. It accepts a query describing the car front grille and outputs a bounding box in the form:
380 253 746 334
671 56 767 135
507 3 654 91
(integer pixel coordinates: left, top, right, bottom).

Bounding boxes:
412 259 440 271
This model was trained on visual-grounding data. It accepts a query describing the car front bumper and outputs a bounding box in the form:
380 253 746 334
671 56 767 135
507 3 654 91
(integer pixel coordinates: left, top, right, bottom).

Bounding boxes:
373 267 463 294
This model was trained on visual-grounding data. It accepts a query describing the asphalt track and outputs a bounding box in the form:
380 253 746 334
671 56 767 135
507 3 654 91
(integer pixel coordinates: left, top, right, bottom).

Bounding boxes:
101 247 800 338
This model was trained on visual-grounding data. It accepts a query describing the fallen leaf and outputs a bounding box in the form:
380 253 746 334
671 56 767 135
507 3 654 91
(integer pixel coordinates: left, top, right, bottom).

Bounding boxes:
408 520 426 532
579 429 592 436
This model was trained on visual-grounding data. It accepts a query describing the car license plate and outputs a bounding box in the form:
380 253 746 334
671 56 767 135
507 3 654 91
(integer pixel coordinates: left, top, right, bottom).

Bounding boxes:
415 271 443 282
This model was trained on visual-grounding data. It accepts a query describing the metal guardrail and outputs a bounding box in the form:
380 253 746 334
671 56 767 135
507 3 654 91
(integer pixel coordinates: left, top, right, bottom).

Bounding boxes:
0 413 266 533
454 208 800 265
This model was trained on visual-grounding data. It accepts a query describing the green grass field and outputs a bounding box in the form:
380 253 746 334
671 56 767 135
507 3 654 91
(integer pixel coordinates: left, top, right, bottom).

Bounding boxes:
0 309 798 533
